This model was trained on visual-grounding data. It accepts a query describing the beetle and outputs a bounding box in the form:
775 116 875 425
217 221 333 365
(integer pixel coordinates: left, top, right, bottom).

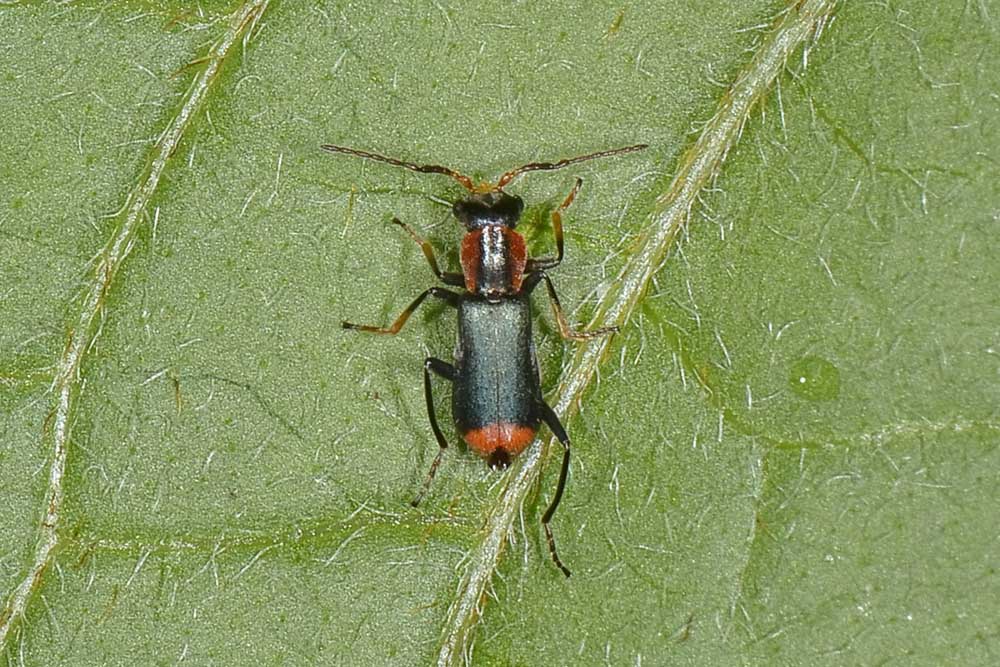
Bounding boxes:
324 142 647 576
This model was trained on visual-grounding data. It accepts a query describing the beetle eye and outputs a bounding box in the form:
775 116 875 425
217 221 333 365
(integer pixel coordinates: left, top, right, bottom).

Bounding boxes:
498 195 523 227
453 200 481 227
511 196 524 218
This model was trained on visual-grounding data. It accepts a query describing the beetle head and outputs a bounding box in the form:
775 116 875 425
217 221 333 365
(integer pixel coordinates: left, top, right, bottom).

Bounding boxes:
452 190 524 230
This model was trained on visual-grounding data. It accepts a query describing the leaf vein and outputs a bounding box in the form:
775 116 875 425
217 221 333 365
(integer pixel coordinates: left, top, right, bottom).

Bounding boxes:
0 0 272 650
435 1 842 664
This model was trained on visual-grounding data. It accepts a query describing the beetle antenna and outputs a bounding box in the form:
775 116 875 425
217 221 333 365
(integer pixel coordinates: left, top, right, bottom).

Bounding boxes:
321 144 477 192
496 143 648 189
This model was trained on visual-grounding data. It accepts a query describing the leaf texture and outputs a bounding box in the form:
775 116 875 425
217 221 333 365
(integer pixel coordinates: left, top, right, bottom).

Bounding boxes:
1 1 996 665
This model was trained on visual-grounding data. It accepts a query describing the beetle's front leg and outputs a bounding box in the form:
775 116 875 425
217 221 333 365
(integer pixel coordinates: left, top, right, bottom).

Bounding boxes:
391 217 464 287
525 177 582 273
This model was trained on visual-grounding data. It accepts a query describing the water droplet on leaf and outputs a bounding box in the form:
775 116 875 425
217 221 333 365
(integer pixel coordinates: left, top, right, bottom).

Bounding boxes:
788 355 840 401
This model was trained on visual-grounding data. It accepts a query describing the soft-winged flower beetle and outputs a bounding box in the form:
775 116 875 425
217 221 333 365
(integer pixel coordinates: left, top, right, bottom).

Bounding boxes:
323 142 647 576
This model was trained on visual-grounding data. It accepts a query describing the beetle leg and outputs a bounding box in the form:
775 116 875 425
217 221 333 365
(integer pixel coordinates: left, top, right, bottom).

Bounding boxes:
411 357 456 507
524 271 619 340
526 177 581 273
538 400 572 578
342 287 459 334
392 217 465 287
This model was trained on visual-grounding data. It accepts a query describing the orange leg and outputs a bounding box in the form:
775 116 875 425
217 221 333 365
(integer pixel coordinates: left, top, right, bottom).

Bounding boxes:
527 177 581 272
342 287 458 334
525 271 618 341
392 217 464 287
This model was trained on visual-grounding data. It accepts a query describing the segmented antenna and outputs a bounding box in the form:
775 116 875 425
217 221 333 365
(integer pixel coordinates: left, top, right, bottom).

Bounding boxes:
495 144 648 189
321 143 649 192
320 144 477 192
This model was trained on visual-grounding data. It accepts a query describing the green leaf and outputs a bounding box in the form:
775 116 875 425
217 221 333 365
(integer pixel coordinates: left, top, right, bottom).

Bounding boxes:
2 1 996 665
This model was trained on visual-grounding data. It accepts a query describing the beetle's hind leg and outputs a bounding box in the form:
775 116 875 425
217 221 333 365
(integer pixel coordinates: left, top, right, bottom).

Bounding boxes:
538 400 573 578
411 357 456 507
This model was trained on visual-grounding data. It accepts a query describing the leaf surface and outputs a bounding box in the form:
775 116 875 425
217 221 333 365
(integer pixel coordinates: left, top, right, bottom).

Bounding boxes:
1 1 996 665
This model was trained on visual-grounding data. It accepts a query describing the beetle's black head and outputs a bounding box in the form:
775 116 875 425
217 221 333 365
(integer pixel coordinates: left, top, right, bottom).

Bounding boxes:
453 190 524 230
488 448 511 470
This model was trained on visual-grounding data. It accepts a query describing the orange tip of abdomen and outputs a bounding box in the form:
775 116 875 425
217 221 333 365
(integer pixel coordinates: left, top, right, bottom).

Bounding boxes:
463 422 537 459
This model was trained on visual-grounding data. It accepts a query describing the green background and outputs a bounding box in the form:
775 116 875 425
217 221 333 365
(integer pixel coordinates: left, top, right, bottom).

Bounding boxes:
1 1 996 665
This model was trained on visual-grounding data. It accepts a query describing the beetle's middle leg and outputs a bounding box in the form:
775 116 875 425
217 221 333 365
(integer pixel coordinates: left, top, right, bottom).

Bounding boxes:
342 287 459 334
524 271 618 340
411 357 456 507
